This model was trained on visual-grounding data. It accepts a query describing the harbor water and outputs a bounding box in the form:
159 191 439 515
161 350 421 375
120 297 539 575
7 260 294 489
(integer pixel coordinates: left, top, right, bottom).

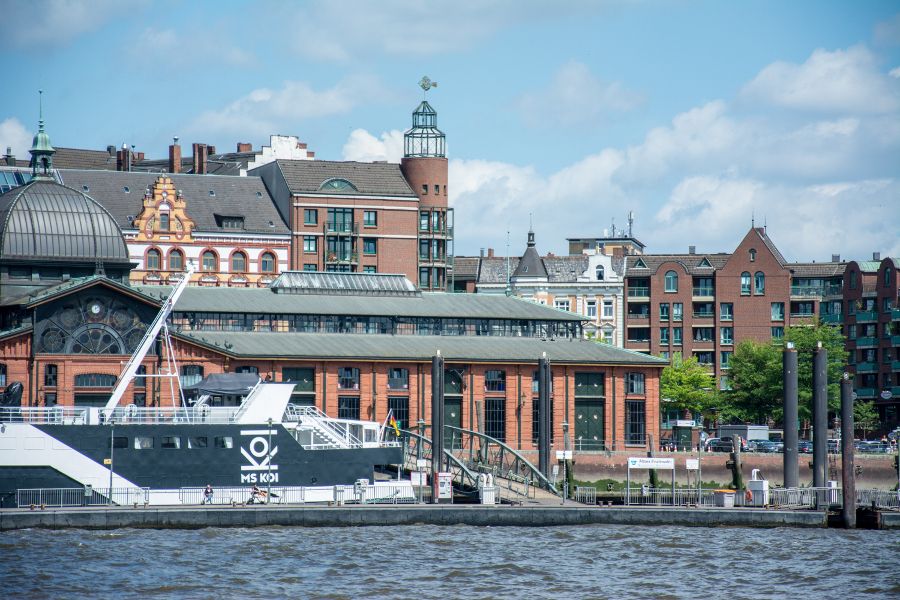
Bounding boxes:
2 524 898 598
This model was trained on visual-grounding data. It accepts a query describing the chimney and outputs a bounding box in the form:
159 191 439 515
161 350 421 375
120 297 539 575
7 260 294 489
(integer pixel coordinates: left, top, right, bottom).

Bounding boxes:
169 138 181 174
116 144 131 171
192 143 208 175
487 248 495 258
207 145 216 155
480 248 485 258
873 252 881 261
688 245 696 254
831 254 840 263
134 151 145 162
237 142 252 153
3 147 14 166
106 145 116 156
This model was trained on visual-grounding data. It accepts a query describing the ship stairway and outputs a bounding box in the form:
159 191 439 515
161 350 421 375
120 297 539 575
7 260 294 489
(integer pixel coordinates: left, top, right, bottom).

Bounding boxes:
284 405 358 449
400 425 561 504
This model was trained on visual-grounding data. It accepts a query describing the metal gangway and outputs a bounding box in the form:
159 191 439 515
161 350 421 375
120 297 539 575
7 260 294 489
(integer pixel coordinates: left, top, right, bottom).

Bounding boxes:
400 425 560 503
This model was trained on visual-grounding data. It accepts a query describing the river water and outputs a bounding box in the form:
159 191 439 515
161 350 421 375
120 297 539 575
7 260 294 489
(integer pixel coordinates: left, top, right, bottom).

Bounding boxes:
2 525 898 599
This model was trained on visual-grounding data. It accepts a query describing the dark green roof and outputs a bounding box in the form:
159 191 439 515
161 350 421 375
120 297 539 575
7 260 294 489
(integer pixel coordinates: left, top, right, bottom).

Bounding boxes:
176 331 667 365
134 285 586 321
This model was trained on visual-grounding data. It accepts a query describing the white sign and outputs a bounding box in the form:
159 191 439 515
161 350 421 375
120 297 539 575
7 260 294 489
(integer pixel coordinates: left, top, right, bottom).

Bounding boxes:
686 459 700 471
556 450 573 460
674 420 694 427
416 458 428 469
411 471 427 486
628 457 675 470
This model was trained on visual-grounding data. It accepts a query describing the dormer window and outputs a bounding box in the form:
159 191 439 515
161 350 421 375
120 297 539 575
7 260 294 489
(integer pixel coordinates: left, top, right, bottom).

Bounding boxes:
319 178 357 192
215 214 244 229
159 212 170 231
595 265 605 281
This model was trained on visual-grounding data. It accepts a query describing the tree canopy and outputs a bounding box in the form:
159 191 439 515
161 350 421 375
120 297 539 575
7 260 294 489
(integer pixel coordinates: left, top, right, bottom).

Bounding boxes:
660 353 717 417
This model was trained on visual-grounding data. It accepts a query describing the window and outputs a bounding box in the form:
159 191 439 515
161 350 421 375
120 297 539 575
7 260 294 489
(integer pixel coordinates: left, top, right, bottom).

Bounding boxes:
554 299 570 312
485 397 506 441
664 270 678 292
110 436 128 449
419 268 429 288
720 351 732 369
625 372 645 395
214 436 234 449
146 249 161 270
673 303 683 321
303 236 317 253
740 272 751 295
694 351 714 365
673 327 683 345
388 368 409 390
595 265 605 281
304 209 318 226
660 328 669 344
625 400 646 445
44 364 58 387
720 303 733 321
260 252 276 273
484 370 506 392
885 267 892 287
421 184 428 195
419 211 429 231
388 397 409 429
363 238 376 255
849 270 857 289
158 213 169 231
754 272 765 295
363 211 377 227
283 367 315 394
848 324 857 339
303 264 317 272
235 366 258 375
134 437 154 449
338 367 360 390
575 372 605 397
221 217 244 230
720 327 733 345
694 327 714 342
771 326 784 339
168 249 183 271
161 436 181 450
771 302 785 321
180 365 203 388
188 437 208 449
230 252 247 273
338 396 360 420
363 266 376 274
659 303 669 321
603 300 613 318
749 248 756 262
202 250 217 272
74 373 116 387
586 300 597 318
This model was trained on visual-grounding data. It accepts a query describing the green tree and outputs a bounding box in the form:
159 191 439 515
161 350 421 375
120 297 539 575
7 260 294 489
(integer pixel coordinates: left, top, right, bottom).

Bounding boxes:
854 400 879 439
725 340 782 424
660 353 716 417
784 321 848 419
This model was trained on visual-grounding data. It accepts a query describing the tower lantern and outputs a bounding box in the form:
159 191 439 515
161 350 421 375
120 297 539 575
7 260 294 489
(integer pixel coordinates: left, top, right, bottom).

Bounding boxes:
404 77 445 158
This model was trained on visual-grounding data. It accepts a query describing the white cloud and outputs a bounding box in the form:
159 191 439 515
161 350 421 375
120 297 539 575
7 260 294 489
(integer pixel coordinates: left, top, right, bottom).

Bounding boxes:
342 129 404 162
0 118 32 159
189 76 385 137
131 27 254 68
0 0 137 48
741 46 900 113
518 62 642 127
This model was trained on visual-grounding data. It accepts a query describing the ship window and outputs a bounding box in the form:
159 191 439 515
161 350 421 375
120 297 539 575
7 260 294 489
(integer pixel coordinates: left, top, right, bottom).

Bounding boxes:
134 436 154 449
215 436 234 449
109 436 128 449
161 436 181 449
188 436 208 449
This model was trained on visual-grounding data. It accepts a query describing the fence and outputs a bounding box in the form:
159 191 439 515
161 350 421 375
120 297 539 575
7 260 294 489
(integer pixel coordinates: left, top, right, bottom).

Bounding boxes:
574 486 597 505
17 487 149 508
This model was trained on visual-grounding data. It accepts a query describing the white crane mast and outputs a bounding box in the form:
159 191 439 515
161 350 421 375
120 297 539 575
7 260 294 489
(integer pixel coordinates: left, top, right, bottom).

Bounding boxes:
104 262 196 414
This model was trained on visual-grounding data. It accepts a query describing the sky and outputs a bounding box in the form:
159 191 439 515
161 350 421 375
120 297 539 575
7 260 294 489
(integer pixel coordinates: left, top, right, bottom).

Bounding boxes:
1 0 899 261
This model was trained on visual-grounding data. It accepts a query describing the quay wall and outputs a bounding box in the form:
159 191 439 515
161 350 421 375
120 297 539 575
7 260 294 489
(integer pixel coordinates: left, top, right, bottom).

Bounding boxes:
0 505 827 531
567 452 899 489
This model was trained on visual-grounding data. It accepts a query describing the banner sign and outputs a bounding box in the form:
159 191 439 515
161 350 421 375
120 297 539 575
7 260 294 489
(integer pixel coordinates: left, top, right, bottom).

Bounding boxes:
628 457 675 470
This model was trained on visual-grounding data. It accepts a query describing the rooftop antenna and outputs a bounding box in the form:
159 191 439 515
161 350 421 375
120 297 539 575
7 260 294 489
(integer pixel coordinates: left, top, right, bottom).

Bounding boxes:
611 217 616 239
627 210 634 238
763 215 767 232
505 228 511 296
38 89 43 124
419 76 438 100
751 210 755 228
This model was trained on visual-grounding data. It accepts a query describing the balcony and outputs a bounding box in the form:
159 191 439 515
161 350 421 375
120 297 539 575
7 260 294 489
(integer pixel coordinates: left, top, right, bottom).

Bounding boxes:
892 335 900 346
692 287 714 298
855 337 877 347
893 308 900 321
855 310 878 322
789 312 815 319
325 252 358 265
627 287 650 299
821 313 842 324
692 311 715 319
891 386 900 398
824 283 843 297
325 221 358 235
790 285 826 298
419 225 454 238
892 361 900 372
854 387 876 399
856 362 878 373
626 313 650 320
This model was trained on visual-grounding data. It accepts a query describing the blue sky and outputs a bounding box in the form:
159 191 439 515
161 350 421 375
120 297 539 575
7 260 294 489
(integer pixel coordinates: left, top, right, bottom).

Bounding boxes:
2 0 899 260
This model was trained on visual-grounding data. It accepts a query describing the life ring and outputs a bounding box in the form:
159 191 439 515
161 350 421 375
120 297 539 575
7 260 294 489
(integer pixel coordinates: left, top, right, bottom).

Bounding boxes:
745 489 753 504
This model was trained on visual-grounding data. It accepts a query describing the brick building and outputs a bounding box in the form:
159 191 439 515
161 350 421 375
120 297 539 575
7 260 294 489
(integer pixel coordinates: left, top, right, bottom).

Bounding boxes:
842 256 900 430
252 100 452 290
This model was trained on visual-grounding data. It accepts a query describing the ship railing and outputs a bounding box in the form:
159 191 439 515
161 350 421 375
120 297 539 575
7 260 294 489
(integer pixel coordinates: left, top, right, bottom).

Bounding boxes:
16 487 149 508
286 405 363 448
1 406 90 424
0 406 248 425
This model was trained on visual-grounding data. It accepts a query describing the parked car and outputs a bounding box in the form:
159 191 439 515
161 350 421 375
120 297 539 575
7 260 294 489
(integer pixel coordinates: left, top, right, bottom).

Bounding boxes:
708 439 734 452
798 440 813 454
858 441 892 454
752 440 781 453
703 437 721 451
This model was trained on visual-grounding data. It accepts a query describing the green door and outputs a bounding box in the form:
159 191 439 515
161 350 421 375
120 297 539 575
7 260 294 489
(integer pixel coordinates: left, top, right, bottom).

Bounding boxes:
444 397 461 449
574 400 605 450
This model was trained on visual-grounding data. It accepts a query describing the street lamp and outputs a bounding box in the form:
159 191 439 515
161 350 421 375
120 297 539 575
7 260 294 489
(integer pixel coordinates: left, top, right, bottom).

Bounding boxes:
108 419 115 506
266 417 273 504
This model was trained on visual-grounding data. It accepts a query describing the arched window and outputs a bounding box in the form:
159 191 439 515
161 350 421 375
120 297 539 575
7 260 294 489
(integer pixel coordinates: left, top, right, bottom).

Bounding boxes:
231 251 247 273
260 252 275 273
749 248 757 262
168 249 184 271
741 272 751 295
664 270 678 292
146 249 161 270
159 212 170 231
754 271 765 295
595 265 605 281
201 250 217 272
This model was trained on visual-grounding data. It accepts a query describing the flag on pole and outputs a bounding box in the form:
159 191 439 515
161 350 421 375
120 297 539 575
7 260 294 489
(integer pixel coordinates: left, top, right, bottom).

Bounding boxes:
389 415 401 437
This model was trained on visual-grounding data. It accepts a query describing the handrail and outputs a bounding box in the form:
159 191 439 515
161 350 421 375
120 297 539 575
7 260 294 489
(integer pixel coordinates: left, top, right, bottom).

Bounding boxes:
399 429 480 491
291 405 362 448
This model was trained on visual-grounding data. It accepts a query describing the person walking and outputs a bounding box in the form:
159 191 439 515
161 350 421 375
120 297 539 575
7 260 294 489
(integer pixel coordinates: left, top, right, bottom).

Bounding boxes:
202 484 214 505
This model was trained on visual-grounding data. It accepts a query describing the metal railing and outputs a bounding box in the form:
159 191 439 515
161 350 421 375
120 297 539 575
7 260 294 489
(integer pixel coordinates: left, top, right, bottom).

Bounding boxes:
17 487 149 507
178 483 417 506
286 405 362 447
627 287 650 297
0 405 246 425
400 428 481 493
574 486 597 505
692 287 714 296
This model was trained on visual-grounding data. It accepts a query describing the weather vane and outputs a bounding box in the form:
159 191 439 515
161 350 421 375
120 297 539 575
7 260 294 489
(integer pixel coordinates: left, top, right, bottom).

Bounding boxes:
419 76 438 98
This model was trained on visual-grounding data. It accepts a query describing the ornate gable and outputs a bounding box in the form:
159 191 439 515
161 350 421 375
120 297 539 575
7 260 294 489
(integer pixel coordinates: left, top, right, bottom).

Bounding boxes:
133 176 196 243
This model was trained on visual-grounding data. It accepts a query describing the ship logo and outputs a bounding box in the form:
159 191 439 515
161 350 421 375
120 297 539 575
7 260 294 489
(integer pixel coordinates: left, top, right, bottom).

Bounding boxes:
239 429 279 484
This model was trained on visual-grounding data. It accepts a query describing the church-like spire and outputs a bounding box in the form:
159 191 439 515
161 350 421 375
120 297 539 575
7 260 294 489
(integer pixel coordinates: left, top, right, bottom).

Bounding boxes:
404 77 446 158
29 90 55 179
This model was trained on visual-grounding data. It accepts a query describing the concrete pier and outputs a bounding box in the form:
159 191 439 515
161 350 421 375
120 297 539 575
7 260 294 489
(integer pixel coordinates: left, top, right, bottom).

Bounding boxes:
0 504 830 531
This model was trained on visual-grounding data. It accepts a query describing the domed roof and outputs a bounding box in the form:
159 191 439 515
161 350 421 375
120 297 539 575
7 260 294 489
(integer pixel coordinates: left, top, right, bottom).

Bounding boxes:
0 179 130 264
